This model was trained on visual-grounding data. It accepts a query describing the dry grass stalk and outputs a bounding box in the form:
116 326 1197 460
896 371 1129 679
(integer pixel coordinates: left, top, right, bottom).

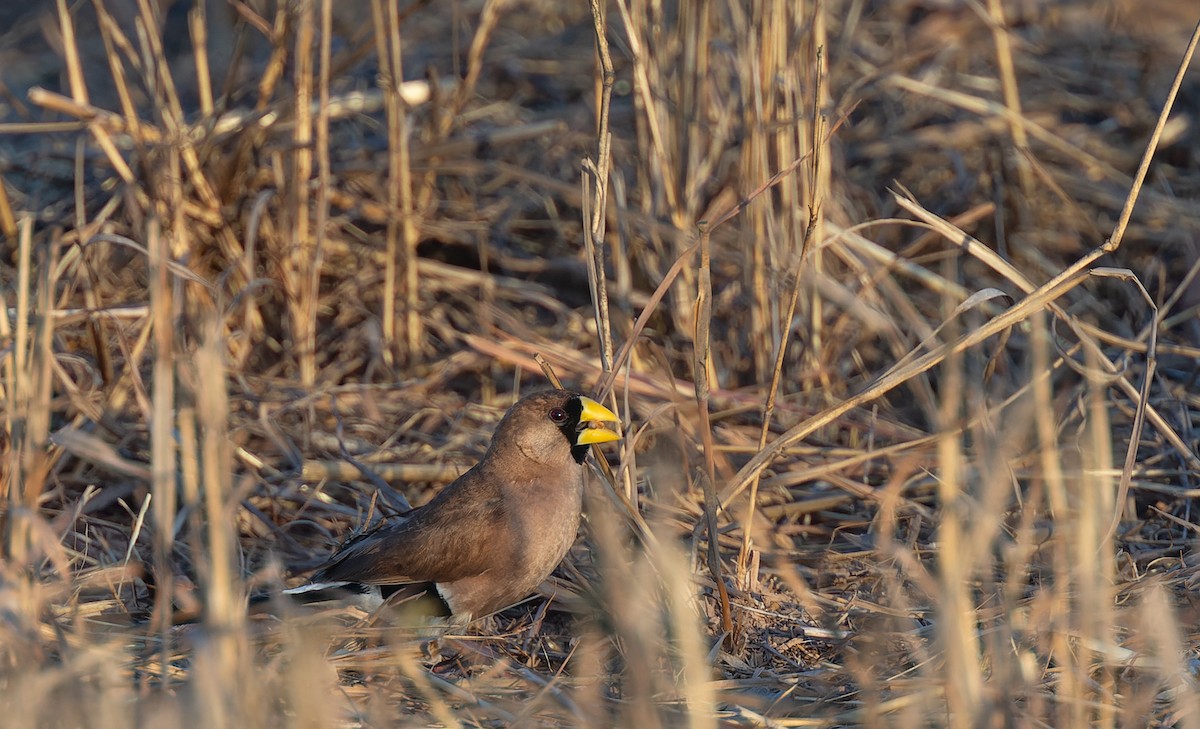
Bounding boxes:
372 0 406 366
287 0 316 385
983 0 1033 195
582 0 617 435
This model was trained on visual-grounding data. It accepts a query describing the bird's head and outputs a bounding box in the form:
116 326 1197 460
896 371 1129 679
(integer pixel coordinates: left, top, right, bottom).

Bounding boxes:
493 390 621 466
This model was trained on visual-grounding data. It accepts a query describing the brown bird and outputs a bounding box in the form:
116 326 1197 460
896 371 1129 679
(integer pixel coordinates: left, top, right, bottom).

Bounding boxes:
283 390 620 621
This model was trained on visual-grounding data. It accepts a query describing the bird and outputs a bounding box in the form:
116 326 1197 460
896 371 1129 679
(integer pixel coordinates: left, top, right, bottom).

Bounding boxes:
280 389 621 622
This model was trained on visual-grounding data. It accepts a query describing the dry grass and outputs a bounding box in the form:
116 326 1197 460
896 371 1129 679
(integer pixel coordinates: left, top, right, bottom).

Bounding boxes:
4 0 1200 726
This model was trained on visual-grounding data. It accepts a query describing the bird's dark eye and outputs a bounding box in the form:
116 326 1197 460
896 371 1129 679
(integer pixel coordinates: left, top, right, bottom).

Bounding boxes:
549 407 568 424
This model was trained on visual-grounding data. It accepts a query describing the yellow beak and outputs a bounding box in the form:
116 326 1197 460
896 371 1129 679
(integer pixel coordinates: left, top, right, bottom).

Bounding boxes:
574 396 621 445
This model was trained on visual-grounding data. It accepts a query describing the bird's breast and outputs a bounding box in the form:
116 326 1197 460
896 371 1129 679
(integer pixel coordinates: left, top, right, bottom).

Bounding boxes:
513 475 583 571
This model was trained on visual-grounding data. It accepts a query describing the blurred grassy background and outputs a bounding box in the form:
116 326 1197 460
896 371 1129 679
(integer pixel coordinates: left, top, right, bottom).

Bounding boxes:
3 0 1200 726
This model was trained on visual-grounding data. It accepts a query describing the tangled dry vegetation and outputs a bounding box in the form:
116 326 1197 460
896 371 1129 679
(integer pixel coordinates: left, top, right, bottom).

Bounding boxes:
3 0 1200 726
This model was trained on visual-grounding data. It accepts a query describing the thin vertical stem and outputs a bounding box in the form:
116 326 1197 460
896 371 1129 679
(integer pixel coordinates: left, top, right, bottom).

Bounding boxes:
586 0 616 375
312 0 332 364
292 0 315 384
984 0 1033 193
147 216 175 678
694 224 732 643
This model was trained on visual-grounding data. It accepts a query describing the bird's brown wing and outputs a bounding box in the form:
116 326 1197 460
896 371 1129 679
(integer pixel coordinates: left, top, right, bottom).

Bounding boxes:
311 470 506 587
